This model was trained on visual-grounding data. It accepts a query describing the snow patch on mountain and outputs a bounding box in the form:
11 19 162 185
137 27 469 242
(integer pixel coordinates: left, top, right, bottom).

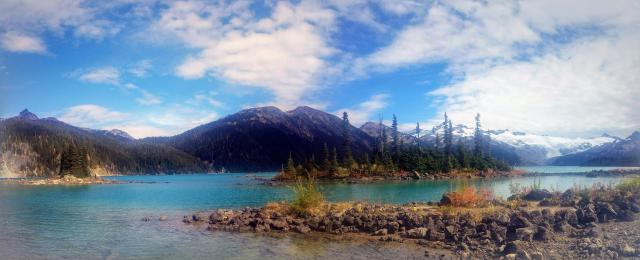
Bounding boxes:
487 130 615 158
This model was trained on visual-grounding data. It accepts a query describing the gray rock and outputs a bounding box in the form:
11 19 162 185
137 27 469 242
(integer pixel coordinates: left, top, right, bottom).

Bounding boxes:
523 189 553 201
374 228 388 236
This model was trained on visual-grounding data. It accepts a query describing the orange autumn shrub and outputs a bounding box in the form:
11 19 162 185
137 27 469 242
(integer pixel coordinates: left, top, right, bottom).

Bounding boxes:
449 186 493 208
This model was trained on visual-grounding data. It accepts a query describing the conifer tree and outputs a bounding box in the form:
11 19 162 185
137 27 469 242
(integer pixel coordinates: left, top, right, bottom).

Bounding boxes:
331 147 339 175
391 114 399 159
286 152 296 175
446 119 453 155
322 142 331 171
341 112 355 168
416 122 421 140
474 113 483 157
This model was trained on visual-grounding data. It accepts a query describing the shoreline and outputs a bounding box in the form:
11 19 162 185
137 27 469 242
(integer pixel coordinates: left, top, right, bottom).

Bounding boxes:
263 168 640 186
0 175 119 185
183 180 640 259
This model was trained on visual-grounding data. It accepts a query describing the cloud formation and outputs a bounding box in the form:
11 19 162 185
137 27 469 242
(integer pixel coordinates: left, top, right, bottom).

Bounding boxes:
77 66 121 85
0 31 47 53
335 94 389 126
158 1 337 109
59 104 129 126
368 0 640 137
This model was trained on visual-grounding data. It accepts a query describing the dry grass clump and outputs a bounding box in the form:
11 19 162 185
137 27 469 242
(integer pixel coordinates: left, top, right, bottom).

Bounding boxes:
288 177 325 217
448 185 493 208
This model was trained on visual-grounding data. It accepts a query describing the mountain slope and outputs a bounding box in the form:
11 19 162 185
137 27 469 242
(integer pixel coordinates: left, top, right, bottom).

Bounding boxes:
148 106 375 172
550 131 640 166
0 110 207 177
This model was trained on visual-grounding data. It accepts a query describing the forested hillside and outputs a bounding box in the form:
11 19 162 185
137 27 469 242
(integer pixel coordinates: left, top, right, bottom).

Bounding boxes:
0 110 207 177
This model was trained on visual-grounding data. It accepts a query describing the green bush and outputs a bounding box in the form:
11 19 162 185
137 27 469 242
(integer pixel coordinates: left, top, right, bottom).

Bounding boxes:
289 177 325 216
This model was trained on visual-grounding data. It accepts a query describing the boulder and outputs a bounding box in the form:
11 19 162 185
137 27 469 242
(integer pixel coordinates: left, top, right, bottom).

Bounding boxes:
270 219 288 231
503 240 525 255
534 226 552 241
406 227 429 239
387 221 400 234
523 189 553 201
440 192 454 205
516 227 534 242
374 228 388 236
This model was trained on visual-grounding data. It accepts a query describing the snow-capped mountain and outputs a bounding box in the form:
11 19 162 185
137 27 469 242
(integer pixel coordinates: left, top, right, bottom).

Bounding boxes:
487 130 616 158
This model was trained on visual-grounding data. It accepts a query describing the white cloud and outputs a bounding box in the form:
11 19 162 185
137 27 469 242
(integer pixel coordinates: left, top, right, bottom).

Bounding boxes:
128 59 153 78
0 31 47 53
366 0 640 137
57 103 220 138
0 0 151 54
77 66 121 85
59 104 129 127
136 89 162 105
429 35 640 137
335 93 389 126
188 92 224 108
156 1 337 109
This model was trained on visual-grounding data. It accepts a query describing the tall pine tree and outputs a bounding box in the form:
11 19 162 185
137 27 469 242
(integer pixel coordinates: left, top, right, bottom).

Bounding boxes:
391 114 399 159
474 113 483 157
341 112 355 168
322 142 331 171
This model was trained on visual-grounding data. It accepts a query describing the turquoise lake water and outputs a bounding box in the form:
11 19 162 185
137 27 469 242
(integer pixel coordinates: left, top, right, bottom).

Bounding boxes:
0 167 635 259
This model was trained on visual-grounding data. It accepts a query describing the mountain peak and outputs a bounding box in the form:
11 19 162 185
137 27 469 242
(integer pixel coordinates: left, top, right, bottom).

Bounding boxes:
628 131 640 141
106 129 135 140
18 109 38 120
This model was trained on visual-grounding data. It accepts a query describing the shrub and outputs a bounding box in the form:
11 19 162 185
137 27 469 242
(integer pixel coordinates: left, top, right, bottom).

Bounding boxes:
288 177 325 216
617 176 640 194
447 185 493 208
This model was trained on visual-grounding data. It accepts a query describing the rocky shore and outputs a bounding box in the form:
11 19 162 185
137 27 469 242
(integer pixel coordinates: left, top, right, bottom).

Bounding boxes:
263 168 640 186
0 175 118 185
184 185 640 259
264 169 514 186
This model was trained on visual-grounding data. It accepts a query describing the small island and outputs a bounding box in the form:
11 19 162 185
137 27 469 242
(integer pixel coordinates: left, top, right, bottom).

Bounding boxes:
272 113 512 183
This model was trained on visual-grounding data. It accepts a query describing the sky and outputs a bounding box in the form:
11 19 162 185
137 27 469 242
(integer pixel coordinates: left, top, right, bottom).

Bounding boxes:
0 0 638 139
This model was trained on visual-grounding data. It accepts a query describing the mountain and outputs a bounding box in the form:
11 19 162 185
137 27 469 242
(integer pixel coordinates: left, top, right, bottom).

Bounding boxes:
0 111 207 178
147 106 375 172
550 131 640 166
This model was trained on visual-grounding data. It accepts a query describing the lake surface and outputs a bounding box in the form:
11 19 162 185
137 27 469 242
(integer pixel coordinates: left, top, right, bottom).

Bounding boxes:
0 168 632 259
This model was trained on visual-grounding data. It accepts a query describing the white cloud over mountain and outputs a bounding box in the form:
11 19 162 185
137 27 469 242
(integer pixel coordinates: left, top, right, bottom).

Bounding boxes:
367 0 640 137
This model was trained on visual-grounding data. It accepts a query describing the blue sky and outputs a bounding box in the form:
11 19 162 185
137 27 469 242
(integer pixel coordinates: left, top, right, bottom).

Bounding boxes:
1 0 638 138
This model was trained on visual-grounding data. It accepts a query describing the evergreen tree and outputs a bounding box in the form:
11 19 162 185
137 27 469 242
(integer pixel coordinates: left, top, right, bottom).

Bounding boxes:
391 114 399 159
330 147 339 175
286 152 296 175
59 145 90 178
435 132 441 151
474 113 483 157
322 142 331 171
443 113 453 156
341 112 355 168
415 122 421 140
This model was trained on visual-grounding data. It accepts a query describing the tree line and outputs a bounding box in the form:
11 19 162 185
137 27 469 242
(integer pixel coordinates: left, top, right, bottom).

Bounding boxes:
277 112 511 179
